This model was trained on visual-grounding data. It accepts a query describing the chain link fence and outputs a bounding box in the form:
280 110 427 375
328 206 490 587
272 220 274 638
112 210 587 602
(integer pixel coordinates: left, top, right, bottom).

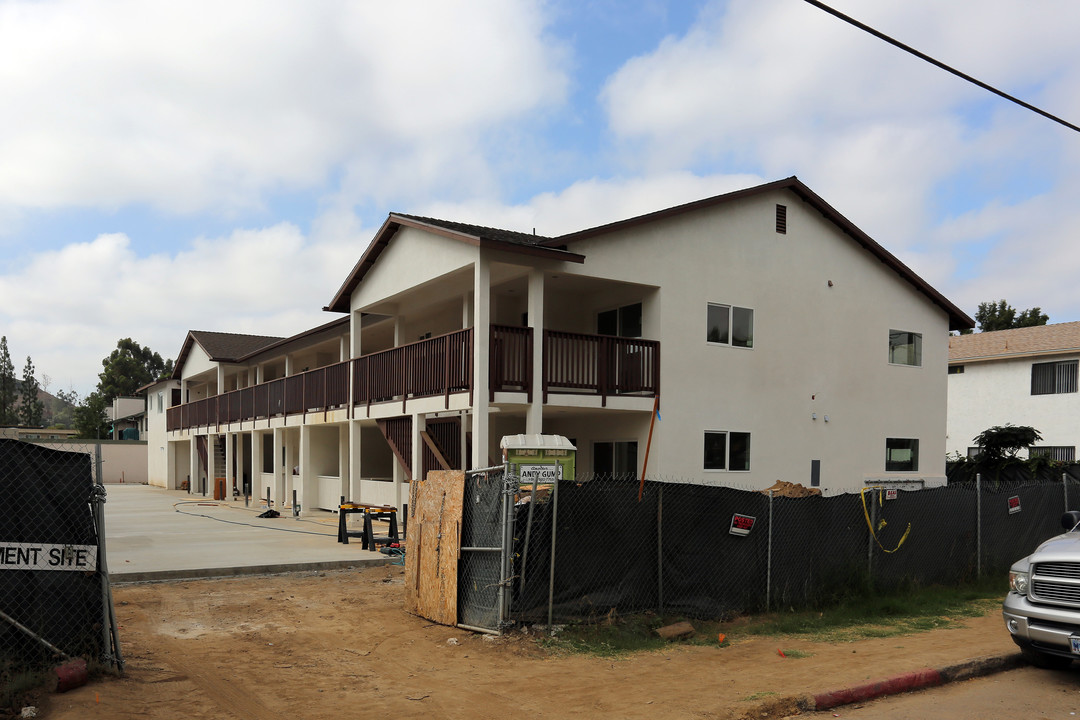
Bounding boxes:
0 439 122 690
499 472 1080 625
458 467 514 633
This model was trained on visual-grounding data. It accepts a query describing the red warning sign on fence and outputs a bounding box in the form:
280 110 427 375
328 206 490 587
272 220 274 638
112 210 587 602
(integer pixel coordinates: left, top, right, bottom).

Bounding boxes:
1008 496 1022 515
729 514 756 537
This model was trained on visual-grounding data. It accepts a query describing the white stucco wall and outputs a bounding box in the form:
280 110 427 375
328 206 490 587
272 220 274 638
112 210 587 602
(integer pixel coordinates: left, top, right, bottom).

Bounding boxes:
555 188 950 492
144 380 179 488
947 353 1080 457
351 227 476 312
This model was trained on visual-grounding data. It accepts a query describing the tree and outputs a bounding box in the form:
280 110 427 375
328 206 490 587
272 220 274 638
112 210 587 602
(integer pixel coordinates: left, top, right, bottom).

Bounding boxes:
51 388 80 429
97 338 175 404
972 424 1042 461
0 337 15 425
971 300 1049 333
72 391 109 439
18 356 44 427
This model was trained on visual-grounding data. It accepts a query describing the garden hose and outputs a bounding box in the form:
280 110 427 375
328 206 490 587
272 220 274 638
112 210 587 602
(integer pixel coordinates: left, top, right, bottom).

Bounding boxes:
861 487 911 553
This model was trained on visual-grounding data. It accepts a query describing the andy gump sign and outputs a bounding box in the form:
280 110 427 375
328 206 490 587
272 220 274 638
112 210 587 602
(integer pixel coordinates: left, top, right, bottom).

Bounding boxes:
518 464 563 482
0 542 97 571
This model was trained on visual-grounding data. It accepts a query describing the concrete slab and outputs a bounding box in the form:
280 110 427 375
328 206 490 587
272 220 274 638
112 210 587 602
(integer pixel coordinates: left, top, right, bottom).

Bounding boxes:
102 484 389 582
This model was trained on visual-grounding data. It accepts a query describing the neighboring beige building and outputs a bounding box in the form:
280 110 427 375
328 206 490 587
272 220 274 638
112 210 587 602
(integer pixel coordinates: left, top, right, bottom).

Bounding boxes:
153 176 972 509
948 322 1080 460
108 396 146 440
0 427 79 441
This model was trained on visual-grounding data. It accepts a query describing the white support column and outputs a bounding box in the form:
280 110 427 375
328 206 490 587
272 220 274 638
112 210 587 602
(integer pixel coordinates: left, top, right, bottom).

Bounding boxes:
463 292 474 329
352 309 367 358
285 354 293 377
224 432 235 499
188 436 199 495
340 335 349 363
409 413 426 510
299 426 311 517
350 420 362 503
166 441 176 490
338 424 349 505
472 255 491 468
527 268 545 435
273 427 285 510
216 365 225 396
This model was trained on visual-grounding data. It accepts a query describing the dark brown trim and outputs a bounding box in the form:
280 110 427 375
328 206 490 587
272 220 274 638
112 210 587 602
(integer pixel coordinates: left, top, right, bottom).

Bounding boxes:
545 176 974 332
325 214 585 314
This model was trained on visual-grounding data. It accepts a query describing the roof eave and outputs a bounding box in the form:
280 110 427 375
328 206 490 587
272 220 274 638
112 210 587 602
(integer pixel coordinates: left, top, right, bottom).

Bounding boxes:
325 214 585 314
547 176 974 331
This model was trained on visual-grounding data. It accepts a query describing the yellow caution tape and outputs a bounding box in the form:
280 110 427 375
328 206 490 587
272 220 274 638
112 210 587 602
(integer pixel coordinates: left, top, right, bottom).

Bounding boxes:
861 487 911 553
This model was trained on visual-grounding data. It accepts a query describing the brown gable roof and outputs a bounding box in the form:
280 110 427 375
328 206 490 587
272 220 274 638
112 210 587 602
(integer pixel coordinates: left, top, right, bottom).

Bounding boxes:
325 176 973 330
546 176 973 332
171 330 284 379
324 214 586 313
949 322 1080 363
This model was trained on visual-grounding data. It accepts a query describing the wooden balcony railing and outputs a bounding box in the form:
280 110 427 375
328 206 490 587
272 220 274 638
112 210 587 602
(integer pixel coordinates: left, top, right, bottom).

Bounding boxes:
543 330 660 406
164 324 659 431
490 324 532 400
353 328 473 412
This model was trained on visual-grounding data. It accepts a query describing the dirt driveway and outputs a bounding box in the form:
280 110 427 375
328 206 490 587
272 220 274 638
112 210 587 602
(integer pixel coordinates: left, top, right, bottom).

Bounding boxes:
40 566 1016 720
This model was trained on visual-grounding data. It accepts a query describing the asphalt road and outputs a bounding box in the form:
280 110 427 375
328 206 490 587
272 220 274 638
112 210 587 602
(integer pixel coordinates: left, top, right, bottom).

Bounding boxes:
796 664 1080 718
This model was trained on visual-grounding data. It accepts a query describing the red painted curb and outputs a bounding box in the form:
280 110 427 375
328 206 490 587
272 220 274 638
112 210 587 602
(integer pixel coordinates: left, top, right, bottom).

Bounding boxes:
813 668 943 709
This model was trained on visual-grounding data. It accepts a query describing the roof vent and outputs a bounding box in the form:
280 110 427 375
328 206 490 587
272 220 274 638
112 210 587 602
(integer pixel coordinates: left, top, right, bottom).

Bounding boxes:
775 204 787 234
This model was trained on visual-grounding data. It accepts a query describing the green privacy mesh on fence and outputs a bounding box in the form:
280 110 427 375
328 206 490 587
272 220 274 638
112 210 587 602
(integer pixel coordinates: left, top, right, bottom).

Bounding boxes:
0 439 122 682
496 473 1079 624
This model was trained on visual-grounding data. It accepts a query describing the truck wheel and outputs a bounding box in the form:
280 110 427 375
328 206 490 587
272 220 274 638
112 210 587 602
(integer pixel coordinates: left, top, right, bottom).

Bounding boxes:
1021 646 1074 670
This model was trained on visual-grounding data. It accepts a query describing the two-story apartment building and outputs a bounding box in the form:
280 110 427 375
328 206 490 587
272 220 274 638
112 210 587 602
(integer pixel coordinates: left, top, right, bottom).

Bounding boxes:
948 322 1080 460
149 176 972 511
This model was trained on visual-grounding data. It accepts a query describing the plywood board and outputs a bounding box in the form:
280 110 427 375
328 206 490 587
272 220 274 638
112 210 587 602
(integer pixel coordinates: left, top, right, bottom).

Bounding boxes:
403 470 464 626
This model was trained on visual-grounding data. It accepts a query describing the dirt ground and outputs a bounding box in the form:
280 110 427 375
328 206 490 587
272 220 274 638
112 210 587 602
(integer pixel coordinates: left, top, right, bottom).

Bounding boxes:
36 566 1016 720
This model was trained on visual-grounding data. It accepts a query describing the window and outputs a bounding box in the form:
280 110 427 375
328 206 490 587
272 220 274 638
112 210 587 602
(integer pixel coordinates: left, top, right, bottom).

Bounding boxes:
1029 446 1076 462
967 447 983 460
598 302 642 338
157 392 164 413
704 431 751 471
886 438 919 472
1031 360 1078 395
888 330 922 366
593 441 638 478
948 365 964 375
707 304 754 348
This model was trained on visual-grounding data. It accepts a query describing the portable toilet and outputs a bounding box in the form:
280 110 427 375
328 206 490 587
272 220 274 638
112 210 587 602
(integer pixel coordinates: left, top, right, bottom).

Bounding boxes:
500 434 576 482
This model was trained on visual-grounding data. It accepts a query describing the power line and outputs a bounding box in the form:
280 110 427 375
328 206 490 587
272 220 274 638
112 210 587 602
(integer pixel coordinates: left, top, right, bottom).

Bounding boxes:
802 0 1080 134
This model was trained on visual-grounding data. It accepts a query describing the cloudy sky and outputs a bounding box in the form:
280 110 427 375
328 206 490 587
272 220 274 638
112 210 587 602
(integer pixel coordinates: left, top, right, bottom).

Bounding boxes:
1 0 1077 397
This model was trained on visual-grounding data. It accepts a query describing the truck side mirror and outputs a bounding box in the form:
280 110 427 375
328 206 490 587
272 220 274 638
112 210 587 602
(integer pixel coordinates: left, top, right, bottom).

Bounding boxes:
1062 510 1080 531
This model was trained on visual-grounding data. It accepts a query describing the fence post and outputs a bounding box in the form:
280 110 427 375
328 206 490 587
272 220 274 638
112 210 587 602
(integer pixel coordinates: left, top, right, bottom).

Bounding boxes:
976 473 982 578
867 489 875 587
1065 472 1069 512
657 484 664 616
548 475 560 628
767 489 773 611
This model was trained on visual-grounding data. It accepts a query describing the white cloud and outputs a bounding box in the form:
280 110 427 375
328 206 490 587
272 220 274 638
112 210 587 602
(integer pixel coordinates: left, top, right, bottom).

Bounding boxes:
418 170 765 237
599 0 1080 321
0 0 567 217
0 222 360 396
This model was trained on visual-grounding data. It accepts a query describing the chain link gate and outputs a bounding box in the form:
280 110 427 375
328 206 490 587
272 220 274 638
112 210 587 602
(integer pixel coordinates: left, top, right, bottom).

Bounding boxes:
457 466 515 634
0 439 123 682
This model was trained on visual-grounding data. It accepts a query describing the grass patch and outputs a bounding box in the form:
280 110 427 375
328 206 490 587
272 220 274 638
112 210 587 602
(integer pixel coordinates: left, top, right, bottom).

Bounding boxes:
536 578 1006 655
779 649 812 658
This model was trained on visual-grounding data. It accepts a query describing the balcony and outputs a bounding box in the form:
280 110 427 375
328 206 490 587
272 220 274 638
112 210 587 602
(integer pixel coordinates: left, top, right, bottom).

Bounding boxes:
166 325 659 432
